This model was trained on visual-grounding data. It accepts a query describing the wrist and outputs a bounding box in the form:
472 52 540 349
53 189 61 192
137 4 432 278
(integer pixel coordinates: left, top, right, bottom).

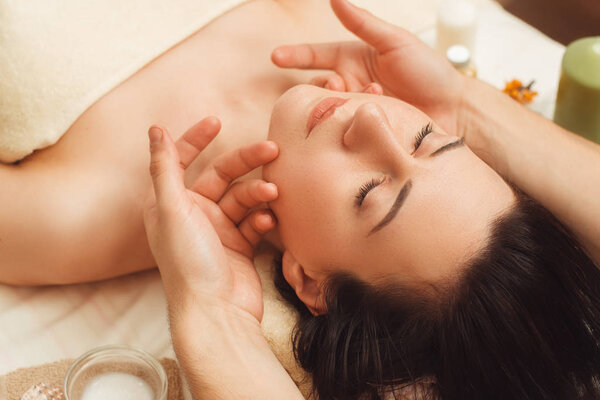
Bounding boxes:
167 294 303 400
456 75 486 142
168 290 264 340
455 77 510 173
169 294 267 383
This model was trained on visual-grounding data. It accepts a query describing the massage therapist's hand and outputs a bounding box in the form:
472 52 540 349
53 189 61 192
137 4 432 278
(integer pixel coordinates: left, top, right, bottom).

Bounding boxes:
143 119 304 400
272 0 465 135
143 117 278 325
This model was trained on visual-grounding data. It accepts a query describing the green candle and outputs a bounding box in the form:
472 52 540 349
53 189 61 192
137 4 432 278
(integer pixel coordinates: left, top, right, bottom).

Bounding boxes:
553 37 600 144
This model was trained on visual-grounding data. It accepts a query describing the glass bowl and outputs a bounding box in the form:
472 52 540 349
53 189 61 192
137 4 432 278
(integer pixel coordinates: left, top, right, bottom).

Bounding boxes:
63 345 168 400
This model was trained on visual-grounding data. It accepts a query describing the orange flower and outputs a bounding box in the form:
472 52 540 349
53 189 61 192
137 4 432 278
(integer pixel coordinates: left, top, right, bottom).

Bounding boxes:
503 79 538 104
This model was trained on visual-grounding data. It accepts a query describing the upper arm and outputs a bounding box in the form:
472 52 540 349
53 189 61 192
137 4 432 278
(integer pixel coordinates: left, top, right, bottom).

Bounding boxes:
0 161 155 286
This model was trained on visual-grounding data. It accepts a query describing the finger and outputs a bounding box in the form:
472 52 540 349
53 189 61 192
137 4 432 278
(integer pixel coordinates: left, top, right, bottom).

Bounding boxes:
238 210 277 249
148 125 186 207
175 117 221 169
327 75 347 91
309 74 347 91
330 0 417 53
217 180 278 224
272 42 344 70
309 75 329 88
191 141 279 202
362 82 383 95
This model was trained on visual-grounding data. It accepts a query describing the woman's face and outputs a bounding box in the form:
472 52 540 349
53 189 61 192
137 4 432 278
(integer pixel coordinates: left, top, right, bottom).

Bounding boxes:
263 85 514 298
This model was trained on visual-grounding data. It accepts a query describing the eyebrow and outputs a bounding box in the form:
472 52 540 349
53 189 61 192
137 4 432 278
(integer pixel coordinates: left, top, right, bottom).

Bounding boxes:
367 138 465 236
430 138 465 157
368 180 412 236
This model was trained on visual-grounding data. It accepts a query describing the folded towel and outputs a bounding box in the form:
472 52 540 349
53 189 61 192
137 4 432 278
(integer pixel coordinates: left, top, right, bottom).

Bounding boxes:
0 0 248 163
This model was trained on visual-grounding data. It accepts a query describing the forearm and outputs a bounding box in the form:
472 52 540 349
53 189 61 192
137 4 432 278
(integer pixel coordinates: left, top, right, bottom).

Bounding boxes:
169 296 304 400
460 77 600 264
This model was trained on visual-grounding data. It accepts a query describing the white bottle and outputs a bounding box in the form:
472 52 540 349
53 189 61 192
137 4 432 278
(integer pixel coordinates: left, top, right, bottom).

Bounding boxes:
436 0 479 55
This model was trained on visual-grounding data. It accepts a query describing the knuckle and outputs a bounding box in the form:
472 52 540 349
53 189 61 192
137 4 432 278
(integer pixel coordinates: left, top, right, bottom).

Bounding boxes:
238 149 255 170
234 194 249 209
333 44 342 62
228 181 241 192
149 158 166 178
247 183 262 202
307 45 317 67
212 163 233 184
352 16 368 34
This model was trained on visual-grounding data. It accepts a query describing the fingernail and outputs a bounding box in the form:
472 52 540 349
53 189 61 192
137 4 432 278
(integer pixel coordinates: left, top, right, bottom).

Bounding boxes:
271 48 285 63
148 126 163 147
263 182 278 194
261 213 275 226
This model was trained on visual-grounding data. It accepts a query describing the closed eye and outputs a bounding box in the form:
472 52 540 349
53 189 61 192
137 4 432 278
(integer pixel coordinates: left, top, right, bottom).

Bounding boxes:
355 177 384 207
412 122 433 154
355 122 433 208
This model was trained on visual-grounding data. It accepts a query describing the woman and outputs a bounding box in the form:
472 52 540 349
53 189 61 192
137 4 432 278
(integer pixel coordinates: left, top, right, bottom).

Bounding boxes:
0 0 370 284
144 1 600 399
3 0 599 397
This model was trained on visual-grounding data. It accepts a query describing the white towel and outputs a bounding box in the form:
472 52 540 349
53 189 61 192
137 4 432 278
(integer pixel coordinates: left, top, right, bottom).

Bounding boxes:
0 0 247 163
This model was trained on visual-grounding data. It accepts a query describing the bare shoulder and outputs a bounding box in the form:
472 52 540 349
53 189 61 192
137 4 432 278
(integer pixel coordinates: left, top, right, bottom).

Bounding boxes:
1 0 438 284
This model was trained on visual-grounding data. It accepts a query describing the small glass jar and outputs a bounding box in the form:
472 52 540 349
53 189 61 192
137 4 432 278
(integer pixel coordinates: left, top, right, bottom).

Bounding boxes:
446 44 477 78
64 345 168 400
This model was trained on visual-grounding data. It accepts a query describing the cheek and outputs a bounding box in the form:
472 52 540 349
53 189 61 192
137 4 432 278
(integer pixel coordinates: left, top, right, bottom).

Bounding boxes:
267 118 303 145
271 155 353 262
268 85 317 142
276 163 340 231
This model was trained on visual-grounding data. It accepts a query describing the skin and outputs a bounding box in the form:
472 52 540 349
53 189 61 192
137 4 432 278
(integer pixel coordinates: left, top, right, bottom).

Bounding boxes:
143 0 600 398
144 122 302 399
2 0 598 397
263 85 515 313
0 0 355 285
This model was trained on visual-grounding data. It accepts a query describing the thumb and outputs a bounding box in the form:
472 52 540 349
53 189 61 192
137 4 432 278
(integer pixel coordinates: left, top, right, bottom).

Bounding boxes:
330 0 418 53
148 125 186 207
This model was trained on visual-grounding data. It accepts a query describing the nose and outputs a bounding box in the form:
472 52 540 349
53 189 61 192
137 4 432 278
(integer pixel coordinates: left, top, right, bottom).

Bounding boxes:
342 102 414 171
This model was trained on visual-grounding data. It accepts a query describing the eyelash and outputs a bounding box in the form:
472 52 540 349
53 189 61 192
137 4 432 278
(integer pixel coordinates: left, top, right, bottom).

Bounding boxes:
412 122 433 153
354 123 432 207
355 177 385 207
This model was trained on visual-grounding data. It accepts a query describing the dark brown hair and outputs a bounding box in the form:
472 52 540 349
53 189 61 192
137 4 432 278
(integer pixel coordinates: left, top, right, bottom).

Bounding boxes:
274 192 600 399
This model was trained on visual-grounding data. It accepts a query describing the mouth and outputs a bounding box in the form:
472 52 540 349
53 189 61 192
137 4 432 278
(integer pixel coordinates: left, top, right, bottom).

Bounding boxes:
306 97 349 137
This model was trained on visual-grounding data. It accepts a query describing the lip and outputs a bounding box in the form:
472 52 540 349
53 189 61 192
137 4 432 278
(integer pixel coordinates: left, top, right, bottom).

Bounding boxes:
306 97 349 137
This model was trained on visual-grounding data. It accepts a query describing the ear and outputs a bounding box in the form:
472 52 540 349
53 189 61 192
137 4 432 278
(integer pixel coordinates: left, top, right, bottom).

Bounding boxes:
282 250 326 315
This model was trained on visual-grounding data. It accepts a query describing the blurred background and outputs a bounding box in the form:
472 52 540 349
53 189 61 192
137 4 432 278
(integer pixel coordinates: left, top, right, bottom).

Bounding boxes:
496 0 600 45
